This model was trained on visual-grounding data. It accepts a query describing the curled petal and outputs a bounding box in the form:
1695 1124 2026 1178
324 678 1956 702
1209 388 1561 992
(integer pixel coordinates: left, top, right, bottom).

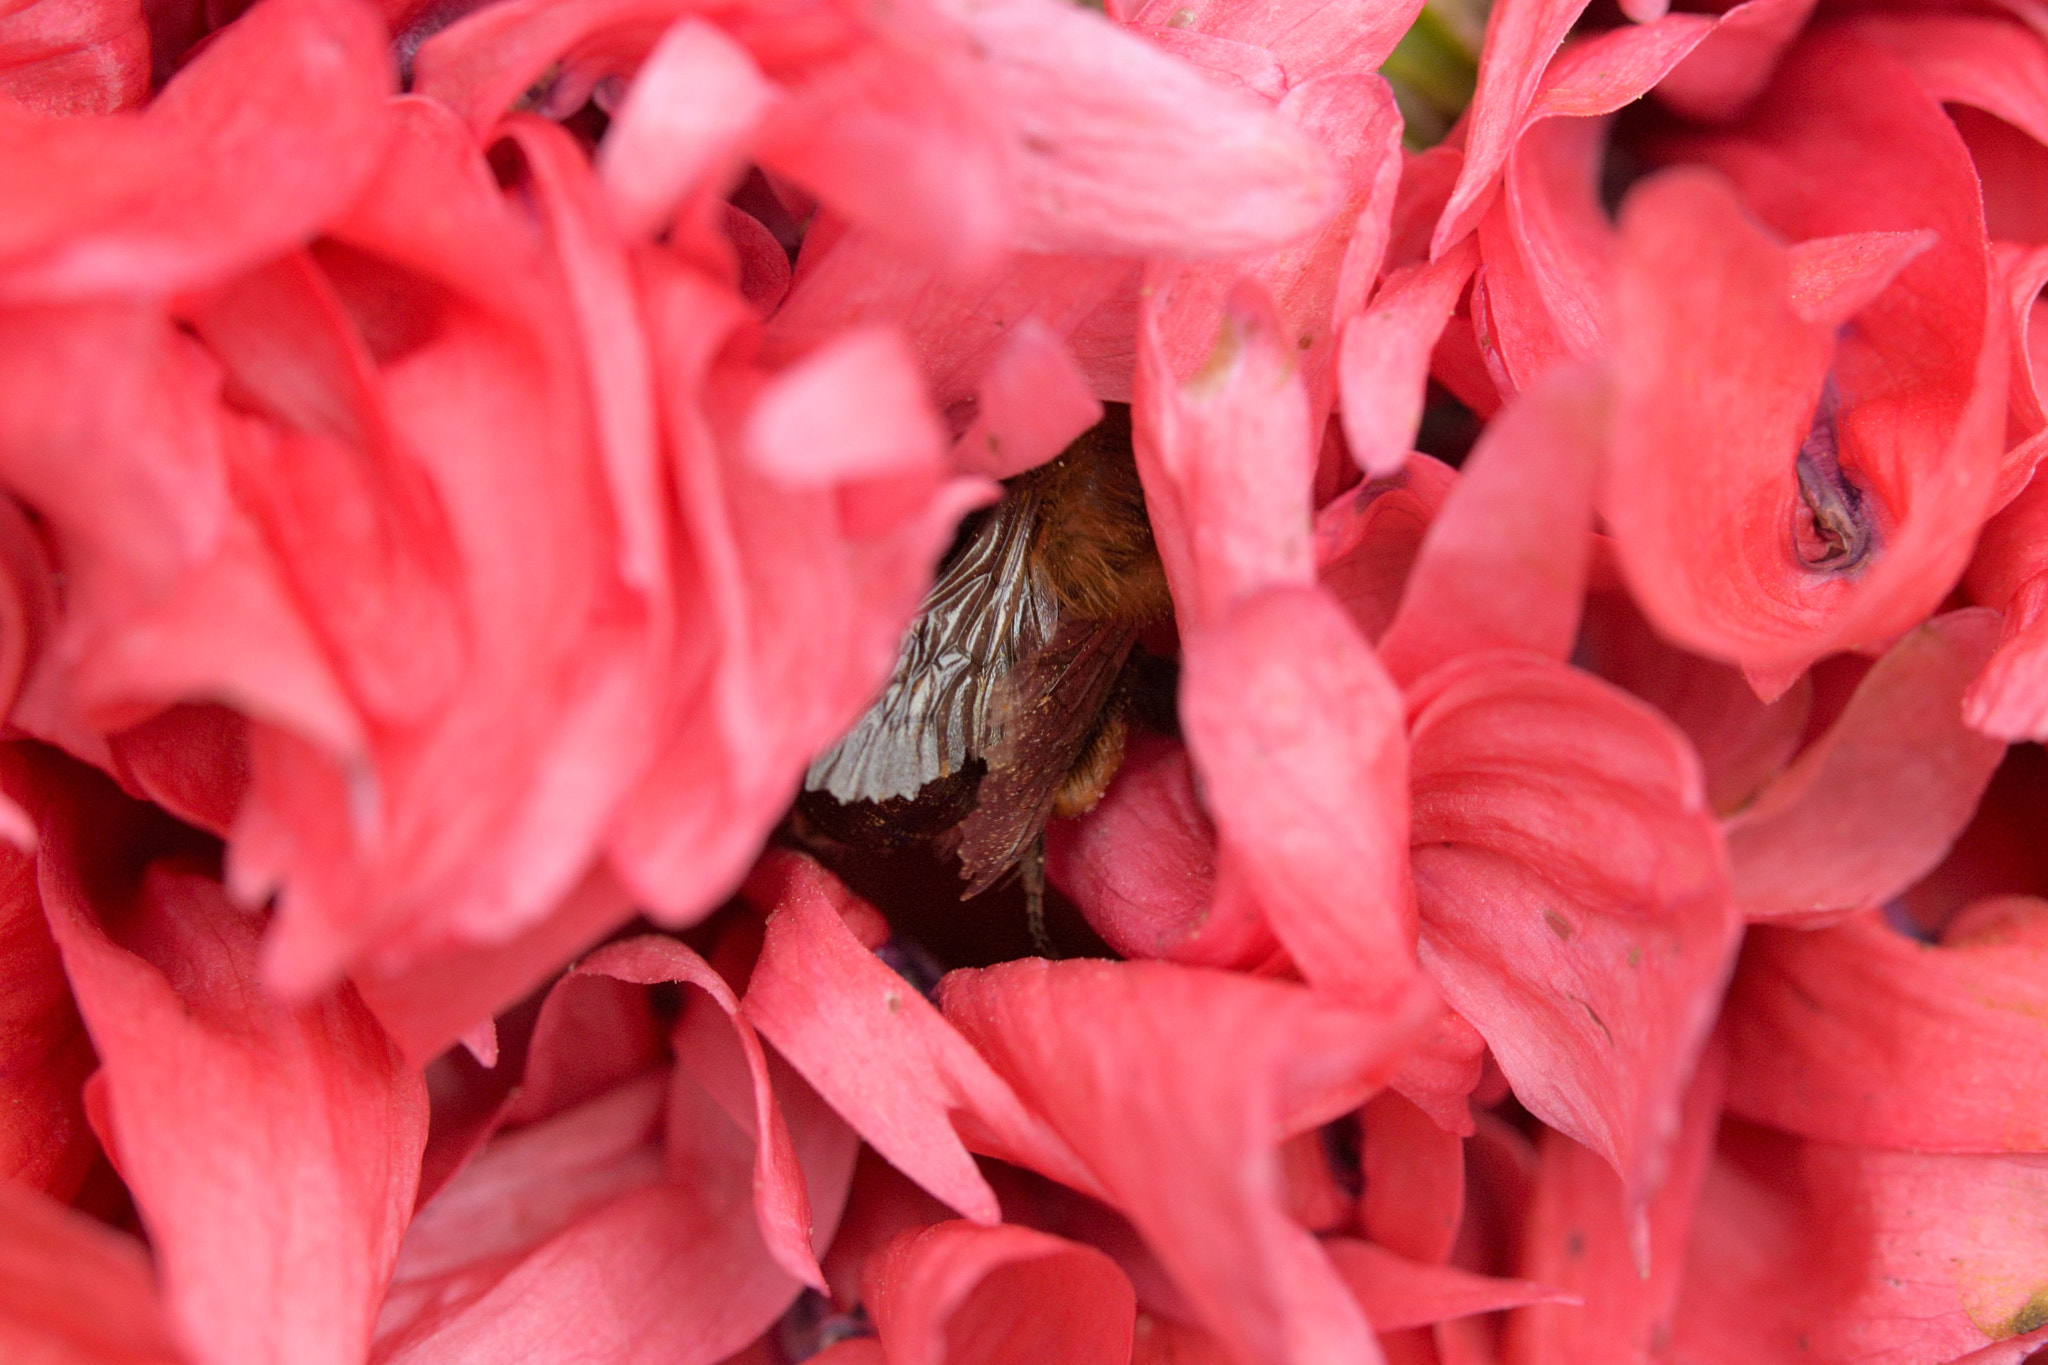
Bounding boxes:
866 1221 1136 1365
575 934 828 1291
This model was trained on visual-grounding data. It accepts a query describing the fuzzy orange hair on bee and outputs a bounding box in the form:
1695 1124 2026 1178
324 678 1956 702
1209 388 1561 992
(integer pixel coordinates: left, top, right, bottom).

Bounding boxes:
799 404 1171 912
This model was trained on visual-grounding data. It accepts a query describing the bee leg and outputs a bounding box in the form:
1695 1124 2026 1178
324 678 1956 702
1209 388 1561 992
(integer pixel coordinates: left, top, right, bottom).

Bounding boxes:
1022 836 1054 958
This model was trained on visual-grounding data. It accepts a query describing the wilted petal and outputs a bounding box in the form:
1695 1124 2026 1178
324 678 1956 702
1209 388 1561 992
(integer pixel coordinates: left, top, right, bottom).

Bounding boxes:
1408 651 1737 1212
1725 610 2005 922
39 771 426 1365
1180 586 1415 1000
1377 364 1602 686
866 1221 1136 1365
940 957 1437 1365
0 1180 180 1364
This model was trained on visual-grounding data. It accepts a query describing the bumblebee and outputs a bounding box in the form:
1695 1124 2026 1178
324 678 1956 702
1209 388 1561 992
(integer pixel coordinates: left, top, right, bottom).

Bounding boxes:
799 405 1172 935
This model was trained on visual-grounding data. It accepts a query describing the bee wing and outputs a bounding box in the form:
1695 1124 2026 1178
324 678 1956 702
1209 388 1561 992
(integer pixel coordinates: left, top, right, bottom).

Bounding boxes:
953 615 1138 897
804 485 1057 806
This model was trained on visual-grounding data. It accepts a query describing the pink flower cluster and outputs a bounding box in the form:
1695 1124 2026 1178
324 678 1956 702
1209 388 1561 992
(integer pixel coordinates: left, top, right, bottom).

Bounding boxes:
1 0 2046 1360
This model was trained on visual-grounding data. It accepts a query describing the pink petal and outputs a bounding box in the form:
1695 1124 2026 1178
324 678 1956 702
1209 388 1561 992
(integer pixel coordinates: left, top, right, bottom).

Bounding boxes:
1135 278 1316 630
1361 1091 1464 1265
1180 586 1417 1000
1848 14 2048 156
1314 454 1460 645
1328 1239 1575 1333
1575 591 1810 816
411 0 692 134
940 957 1437 1365
1338 239 1479 478
1123 26 1285 101
0 0 149 115
379 1070 808 1365
1653 0 1815 123
1724 903 2048 1151
744 328 949 487
1501 1041 1725 1364
739 851 1099 1223
0 1179 179 1364
352 864 637 1068
1407 651 1737 1212
1386 1009 1487 1138
934 0 1342 260
106 704 249 839
1124 0 1423 84
597 18 778 242
1474 118 1611 393
574 933 828 1290
1725 609 2006 922
1430 0 1590 258
39 771 426 1365
1045 733 1276 970
1377 364 1602 687
0 754 93 1198
952 316 1104 480
1784 229 1938 332
613 257 991 924
866 1221 1137 1365
764 232 1141 410
0 0 393 301
1624 33 2004 683
500 969 665 1130
1670 1125 2048 1363
1988 243 2048 508
754 41 1014 276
